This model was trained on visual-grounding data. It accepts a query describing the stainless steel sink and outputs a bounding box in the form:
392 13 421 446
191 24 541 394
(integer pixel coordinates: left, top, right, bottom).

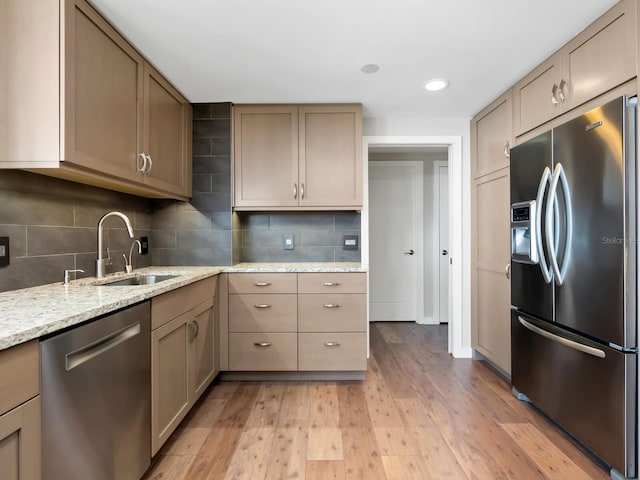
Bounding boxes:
99 274 180 286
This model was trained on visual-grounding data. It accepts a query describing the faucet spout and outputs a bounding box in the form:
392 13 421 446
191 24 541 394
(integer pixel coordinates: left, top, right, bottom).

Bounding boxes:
96 211 135 278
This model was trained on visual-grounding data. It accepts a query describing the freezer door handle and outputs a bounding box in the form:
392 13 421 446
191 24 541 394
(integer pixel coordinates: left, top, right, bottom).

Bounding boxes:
546 163 573 286
517 316 605 358
535 166 553 283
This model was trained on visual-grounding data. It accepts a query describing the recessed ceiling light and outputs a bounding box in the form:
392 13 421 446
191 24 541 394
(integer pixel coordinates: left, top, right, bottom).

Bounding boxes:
361 64 380 74
424 79 449 91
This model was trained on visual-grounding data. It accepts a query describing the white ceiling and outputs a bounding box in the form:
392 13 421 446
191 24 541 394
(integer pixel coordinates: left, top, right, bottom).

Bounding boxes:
90 0 618 119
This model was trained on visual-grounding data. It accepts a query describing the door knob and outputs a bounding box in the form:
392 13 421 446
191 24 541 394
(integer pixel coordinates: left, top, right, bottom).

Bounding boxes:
442 250 449 256
404 249 415 255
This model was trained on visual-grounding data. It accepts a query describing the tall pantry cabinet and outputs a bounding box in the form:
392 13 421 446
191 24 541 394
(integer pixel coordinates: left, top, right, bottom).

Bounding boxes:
470 92 512 374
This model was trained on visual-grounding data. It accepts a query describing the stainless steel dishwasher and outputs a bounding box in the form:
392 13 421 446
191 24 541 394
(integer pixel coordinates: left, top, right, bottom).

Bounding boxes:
41 301 151 480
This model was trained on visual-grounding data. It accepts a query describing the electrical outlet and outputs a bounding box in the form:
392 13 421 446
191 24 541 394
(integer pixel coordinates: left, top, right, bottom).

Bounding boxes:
343 235 359 250
283 234 295 250
140 236 149 255
0 237 9 267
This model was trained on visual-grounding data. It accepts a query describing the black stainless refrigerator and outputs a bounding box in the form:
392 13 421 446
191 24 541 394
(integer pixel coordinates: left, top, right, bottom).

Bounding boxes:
510 96 637 479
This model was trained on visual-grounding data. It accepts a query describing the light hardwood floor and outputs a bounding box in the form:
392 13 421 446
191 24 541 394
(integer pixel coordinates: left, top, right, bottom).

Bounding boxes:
143 322 610 480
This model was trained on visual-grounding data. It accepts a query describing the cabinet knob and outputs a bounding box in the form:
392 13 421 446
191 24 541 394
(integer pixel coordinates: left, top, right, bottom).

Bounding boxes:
254 342 271 347
324 342 341 347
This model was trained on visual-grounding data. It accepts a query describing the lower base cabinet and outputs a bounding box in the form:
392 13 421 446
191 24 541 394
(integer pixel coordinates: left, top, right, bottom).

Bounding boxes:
0 340 40 480
151 277 217 455
226 272 367 373
0 397 40 480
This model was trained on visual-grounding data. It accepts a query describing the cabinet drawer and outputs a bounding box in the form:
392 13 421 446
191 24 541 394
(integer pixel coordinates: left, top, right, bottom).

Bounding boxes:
229 294 297 332
152 276 217 330
228 273 297 294
0 341 39 415
298 333 366 371
298 273 366 294
298 294 366 332
229 333 297 371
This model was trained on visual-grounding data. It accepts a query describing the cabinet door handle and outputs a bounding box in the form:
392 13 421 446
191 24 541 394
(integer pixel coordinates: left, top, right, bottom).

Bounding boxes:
324 342 341 347
253 304 272 309
550 84 559 106
505 263 511 279
404 249 415 255
323 304 341 308
323 282 342 286
504 141 510 159
145 154 153 175
254 342 271 347
293 183 298 199
301 183 305 199
137 153 148 173
253 282 272 287
558 79 567 103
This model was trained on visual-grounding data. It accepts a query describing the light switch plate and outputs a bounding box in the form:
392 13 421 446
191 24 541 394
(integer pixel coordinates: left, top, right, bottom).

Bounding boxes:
0 237 9 267
283 234 295 250
343 235 359 250
140 236 149 255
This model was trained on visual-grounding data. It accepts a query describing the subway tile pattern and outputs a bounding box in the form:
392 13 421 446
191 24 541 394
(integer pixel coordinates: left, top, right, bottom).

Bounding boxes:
0 170 152 292
237 211 361 262
150 103 234 267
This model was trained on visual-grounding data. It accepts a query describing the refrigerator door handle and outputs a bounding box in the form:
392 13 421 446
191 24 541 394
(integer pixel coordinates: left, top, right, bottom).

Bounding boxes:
518 316 606 358
535 167 553 283
546 163 573 285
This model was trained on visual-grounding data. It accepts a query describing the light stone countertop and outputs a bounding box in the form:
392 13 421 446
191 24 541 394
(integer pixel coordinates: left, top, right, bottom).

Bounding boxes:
0 262 366 351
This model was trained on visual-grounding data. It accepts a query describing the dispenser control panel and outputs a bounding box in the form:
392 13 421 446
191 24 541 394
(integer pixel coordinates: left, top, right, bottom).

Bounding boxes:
511 201 538 265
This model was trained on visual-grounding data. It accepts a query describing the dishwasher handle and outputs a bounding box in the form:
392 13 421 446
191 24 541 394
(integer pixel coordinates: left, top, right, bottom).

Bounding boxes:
65 322 141 371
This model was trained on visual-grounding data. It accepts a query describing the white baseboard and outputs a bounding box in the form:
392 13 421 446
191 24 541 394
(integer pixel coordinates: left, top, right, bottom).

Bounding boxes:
417 316 439 325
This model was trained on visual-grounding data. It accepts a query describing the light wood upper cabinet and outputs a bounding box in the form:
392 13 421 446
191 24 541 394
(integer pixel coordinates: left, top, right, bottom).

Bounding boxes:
471 91 512 179
143 63 192 197
513 0 636 136
0 0 192 200
233 104 362 210
233 105 299 208
298 105 362 208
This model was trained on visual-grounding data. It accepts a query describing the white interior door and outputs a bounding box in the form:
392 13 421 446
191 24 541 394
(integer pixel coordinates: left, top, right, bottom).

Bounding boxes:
369 161 424 322
435 161 449 323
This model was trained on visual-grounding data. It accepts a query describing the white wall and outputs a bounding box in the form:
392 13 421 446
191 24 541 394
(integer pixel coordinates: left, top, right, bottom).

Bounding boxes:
369 150 447 323
363 116 472 356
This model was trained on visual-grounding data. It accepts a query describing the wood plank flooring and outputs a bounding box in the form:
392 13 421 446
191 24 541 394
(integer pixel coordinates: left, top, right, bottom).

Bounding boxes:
143 322 610 480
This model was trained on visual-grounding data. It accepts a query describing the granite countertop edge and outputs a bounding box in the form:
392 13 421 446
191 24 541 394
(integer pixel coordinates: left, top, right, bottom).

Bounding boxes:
0 262 366 351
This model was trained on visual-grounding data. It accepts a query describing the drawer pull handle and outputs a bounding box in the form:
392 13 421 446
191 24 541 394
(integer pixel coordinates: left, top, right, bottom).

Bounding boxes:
324 342 341 347
324 304 341 308
253 304 272 309
323 282 342 286
254 282 272 287
254 342 272 347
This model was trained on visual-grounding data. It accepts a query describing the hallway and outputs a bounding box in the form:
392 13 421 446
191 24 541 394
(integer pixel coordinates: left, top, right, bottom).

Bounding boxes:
145 322 609 479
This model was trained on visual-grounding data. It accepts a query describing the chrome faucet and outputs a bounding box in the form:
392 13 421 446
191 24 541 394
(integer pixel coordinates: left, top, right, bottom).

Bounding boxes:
96 212 134 278
123 240 142 274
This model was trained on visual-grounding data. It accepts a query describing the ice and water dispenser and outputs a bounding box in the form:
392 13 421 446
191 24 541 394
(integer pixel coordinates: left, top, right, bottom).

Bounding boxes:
511 201 538 264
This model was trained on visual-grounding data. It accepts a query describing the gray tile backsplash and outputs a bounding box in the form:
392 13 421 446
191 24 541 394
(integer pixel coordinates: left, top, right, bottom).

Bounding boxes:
0 170 152 292
236 211 361 263
150 102 234 267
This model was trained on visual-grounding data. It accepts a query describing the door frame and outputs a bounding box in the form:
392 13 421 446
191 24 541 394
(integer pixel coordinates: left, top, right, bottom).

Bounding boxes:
362 135 468 358
433 160 448 325
368 160 424 324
